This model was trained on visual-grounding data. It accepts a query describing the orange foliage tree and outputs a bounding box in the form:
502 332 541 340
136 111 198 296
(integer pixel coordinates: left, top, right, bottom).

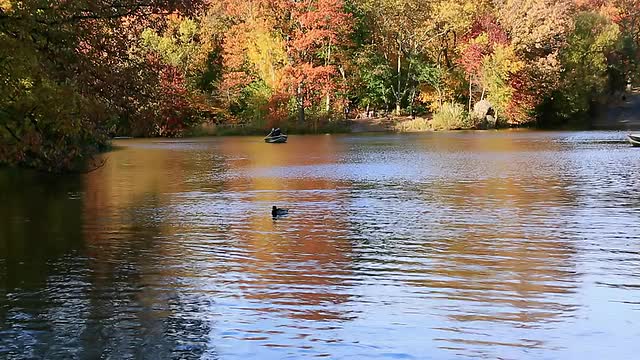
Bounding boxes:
219 0 351 127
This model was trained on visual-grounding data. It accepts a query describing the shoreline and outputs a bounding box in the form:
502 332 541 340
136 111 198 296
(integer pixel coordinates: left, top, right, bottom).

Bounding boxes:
111 126 635 142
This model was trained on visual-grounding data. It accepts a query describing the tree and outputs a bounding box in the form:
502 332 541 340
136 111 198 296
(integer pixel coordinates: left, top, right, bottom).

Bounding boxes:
219 0 352 126
458 16 511 117
284 0 352 124
480 44 524 122
0 0 202 171
543 11 621 122
137 13 223 135
219 1 291 125
357 0 439 115
353 46 394 114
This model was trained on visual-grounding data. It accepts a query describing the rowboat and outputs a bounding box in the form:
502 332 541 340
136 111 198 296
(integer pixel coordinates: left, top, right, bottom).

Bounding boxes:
264 134 288 143
264 128 288 143
628 134 640 147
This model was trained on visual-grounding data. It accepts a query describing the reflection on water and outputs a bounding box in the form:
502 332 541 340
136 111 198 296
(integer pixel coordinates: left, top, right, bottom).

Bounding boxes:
2 131 640 359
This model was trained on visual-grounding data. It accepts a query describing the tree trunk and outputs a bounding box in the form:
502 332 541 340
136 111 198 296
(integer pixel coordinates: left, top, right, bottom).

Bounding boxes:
396 43 402 116
325 94 330 114
297 83 305 125
468 75 473 113
298 102 305 125
325 41 332 114
409 87 417 118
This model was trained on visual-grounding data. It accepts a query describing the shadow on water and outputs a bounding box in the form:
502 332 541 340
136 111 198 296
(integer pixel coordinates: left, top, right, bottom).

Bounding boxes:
0 169 87 358
0 161 216 359
0 170 84 287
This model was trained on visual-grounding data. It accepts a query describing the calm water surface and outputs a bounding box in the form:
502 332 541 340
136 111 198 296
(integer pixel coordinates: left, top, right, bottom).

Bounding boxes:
1 131 640 359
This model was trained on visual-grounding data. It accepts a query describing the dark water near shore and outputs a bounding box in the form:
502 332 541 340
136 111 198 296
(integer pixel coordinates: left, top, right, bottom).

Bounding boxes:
2 131 640 359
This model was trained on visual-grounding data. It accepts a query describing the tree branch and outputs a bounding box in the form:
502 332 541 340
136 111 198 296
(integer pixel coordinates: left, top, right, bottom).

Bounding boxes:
3 124 21 142
79 157 108 174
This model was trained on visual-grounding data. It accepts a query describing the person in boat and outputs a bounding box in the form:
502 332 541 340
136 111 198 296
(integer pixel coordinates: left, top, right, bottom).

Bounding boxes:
273 127 282 137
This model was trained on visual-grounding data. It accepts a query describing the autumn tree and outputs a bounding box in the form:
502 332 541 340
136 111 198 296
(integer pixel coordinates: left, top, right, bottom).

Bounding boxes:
541 11 621 122
138 12 224 136
458 16 514 121
219 1 291 126
286 0 352 125
0 0 202 171
356 0 438 115
455 1 576 124
219 0 351 127
591 0 640 87
496 0 572 95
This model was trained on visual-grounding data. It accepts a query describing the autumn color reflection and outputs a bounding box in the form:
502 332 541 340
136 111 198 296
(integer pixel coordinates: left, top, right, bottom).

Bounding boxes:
417 134 579 355
81 141 214 359
215 136 355 322
5 132 640 359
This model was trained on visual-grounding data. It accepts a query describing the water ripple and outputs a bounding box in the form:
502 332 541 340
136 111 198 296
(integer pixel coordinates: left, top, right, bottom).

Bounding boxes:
2 132 640 359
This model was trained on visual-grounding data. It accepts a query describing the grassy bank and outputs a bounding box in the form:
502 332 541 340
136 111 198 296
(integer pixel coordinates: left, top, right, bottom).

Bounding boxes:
172 99 625 139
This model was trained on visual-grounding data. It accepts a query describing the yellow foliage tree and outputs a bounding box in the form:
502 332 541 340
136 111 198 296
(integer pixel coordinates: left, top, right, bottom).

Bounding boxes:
245 21 288 91
480 44 524 121
0 0 11 11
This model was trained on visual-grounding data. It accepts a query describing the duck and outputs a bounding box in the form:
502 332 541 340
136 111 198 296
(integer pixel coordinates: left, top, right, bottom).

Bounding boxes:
272 206 288 217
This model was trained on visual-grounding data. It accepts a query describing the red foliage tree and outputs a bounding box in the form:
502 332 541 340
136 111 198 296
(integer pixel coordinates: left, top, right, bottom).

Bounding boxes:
284 0 352 123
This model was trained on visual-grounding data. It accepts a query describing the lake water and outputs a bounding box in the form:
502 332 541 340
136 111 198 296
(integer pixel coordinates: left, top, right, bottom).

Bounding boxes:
1 131 640 359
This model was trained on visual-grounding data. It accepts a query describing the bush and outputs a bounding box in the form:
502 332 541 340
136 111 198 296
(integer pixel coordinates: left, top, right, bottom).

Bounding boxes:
431 102 475 130
394 117 430 132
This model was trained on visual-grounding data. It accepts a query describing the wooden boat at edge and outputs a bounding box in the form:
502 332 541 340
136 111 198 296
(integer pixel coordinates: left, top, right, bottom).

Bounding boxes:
628 134 640 147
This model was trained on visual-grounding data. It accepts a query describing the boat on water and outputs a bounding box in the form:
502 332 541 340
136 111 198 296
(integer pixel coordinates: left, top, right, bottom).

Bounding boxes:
264 128 287 143
264 134 288 143
628 134 640 147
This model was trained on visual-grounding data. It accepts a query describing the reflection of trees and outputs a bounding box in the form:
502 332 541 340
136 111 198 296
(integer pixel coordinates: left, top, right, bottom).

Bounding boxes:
344 133 580 357
213 136 356 323
421 173 579 357
426 134 578 322
0 169 89 358
0 140 222 358
80 140 217 359
237 194 353 322
3 132 588 358
0 170 84 287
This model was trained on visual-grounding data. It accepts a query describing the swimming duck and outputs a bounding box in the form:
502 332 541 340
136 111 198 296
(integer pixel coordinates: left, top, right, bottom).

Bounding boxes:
272 206 288 217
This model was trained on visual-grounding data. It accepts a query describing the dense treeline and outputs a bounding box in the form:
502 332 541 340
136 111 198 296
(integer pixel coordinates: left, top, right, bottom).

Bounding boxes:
1 0 639 171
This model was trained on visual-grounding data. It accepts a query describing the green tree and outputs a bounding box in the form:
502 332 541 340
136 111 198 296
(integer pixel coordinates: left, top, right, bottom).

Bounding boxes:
357 0 438 115
544 11 621 122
